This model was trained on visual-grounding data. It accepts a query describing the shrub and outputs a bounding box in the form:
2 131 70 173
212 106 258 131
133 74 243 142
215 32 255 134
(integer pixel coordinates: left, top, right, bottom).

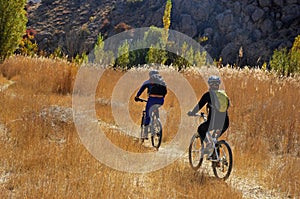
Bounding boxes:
115 40 130 69
270 35 300 76
17 29 38 56
0 0 28 63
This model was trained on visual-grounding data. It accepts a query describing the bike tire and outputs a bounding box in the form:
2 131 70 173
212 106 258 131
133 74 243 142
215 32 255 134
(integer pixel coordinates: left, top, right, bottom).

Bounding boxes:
140 111 146 142
212 140 233 180
188 134 204 170
151 118 162 149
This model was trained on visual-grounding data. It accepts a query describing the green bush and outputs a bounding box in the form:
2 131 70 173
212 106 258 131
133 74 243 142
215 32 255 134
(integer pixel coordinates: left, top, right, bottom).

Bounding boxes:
0 0 27 63
115 40 130 69
270 35 300 76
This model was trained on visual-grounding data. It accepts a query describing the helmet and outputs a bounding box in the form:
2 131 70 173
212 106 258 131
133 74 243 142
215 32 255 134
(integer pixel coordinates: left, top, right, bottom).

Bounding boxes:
149 70 159 78
208 75 221 86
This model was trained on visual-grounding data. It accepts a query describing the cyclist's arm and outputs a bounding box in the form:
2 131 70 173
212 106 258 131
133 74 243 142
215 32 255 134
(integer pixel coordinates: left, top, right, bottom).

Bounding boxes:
190 92 210 114
136 81 149 97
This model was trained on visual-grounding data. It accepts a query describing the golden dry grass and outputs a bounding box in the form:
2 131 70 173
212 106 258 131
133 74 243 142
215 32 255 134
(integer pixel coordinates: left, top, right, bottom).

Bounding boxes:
0 56 299 198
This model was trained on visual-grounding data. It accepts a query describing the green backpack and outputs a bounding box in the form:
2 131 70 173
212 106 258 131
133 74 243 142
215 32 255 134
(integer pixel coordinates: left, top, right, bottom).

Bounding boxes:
210 90 229 112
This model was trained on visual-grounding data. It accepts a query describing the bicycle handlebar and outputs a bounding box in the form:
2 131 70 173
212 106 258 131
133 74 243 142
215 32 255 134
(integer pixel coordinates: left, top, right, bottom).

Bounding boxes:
135 97 147 102
187 112 207 120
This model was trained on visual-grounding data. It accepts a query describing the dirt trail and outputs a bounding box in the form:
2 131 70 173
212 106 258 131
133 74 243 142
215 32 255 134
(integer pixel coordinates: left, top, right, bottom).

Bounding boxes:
0 79 14 92
98 119 288 199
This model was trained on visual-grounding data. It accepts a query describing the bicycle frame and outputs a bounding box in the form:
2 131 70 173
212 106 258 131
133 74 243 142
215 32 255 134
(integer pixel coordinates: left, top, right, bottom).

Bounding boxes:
138 98 160 127
204 129 222 160
193 113 221 158
137 98 162 149
188 112 233 180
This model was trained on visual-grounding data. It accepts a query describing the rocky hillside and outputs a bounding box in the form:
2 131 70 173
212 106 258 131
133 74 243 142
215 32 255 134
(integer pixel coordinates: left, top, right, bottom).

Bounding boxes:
26 0 300 66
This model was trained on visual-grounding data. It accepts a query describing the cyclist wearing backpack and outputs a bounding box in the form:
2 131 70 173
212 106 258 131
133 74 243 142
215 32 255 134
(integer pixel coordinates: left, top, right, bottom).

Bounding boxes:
134 70 167 140
188 75 230 143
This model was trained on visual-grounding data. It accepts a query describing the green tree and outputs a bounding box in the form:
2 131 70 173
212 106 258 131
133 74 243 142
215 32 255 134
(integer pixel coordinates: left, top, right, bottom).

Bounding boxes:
115 40 130 69
144 26 168 64
129 40 148 65
92 34 114 66
162 0 172 46
270 35 300 76
174 42 190 69
186 46 194 66
17 31 38 56
290 35 300 75
146 44 168 64
194 50 207 67
94 34 105 63
0 0 27 63
144 26 164 46
270 48 290 76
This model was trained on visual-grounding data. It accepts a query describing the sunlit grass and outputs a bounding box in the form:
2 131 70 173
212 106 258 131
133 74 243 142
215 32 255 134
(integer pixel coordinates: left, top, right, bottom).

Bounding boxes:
0 56 299 198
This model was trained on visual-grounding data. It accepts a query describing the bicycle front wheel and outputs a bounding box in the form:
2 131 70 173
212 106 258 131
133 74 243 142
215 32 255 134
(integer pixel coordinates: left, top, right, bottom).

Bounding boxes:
151 119 162 149
212 140 233 180
140 111 146 142
188 134 204 170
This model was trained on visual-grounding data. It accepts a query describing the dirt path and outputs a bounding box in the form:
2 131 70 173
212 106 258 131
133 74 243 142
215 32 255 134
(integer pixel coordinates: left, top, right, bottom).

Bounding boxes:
98 119 288 199
0 79 14 92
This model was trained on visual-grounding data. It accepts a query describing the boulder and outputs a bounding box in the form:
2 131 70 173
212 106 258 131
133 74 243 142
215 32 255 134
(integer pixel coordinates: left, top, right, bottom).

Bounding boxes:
273 0 284 7
216 10 234 33
220 42 239 64
281 4 300 23
260 19 274 35
258 0 271 7
180 14 197 37
252 8 265 22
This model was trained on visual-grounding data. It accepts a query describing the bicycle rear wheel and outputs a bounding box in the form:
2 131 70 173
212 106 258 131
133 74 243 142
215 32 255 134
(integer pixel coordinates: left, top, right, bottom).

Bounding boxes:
151 118 162 149
212 140 233 180
188 134 204 170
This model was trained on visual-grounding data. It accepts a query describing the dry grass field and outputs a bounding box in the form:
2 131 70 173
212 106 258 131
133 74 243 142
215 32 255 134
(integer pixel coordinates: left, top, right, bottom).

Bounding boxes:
0 56 299 198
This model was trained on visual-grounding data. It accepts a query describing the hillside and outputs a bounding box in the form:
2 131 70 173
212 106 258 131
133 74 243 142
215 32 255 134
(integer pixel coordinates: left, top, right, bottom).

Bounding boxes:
0 56 299 198
26 0 300 66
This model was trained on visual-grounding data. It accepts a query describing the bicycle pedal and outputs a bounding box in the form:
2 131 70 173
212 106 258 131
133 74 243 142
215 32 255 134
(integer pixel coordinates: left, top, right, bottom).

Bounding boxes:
212 162 221 167
207 154 217 161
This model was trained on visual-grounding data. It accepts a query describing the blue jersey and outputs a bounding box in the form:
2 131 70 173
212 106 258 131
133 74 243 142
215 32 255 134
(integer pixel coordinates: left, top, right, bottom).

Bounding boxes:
136 79 167 97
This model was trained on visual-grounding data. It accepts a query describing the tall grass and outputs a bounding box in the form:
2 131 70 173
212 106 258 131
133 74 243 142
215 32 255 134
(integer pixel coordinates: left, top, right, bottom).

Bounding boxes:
0 56 299 198
220 67 300 195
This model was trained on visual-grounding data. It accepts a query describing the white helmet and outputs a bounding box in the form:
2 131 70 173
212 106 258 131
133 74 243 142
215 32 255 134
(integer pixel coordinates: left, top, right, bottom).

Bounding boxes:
149 70 159 78
208 75 221 86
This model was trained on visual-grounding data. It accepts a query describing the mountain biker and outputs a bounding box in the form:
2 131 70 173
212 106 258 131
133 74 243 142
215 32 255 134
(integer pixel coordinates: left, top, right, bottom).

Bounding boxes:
187 75 230 147
134 70 167 141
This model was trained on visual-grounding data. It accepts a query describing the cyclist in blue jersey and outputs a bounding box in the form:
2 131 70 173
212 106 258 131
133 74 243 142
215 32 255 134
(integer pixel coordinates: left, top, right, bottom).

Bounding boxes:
135 70 167 140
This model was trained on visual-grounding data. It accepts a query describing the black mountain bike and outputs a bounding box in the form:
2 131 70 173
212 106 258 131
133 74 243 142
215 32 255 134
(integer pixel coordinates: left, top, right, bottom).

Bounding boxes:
188 112 233 180
137 98 162 149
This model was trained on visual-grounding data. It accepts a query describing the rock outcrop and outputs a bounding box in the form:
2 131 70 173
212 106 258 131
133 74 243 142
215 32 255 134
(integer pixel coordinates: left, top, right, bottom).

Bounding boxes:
26 0 300 66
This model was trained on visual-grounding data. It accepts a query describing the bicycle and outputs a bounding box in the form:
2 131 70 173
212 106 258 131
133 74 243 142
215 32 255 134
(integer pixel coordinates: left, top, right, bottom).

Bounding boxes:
136 98 162 149
188 112 233 180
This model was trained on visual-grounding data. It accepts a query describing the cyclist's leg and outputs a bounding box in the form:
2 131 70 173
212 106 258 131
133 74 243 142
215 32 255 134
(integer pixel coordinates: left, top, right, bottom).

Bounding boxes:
219 114 229 137
143 100 154 139
144 97 163 138
211 115 229 161
197 121 209 142
145 100 151 126
148 97 164 119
